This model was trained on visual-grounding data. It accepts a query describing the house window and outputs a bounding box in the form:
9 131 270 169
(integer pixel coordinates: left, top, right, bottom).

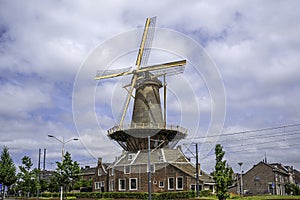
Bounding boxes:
254 176 260 181
168 177 174 190
109 168 114 176
109 180 114 191
176 177 183 190
190 184 201 191
119 179 126 191
190 184 195 191
128 154 136 160
95 181 104 190
149 164 155 173
159 181 164 188
129 178 138 190
124 165 131 174
98 168 102 176
95 182 100 190
159 156 164 162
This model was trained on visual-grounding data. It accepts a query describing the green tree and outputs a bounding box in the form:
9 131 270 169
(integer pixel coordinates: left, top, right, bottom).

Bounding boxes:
55 152 80 193
212 144 233 200
285 183 300 195
73 178 92 190
47 176 60 193
17 156 40 198
0 146 17 199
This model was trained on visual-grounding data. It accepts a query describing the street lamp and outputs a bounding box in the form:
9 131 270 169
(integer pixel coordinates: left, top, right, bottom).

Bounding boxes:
238 162 243 195
48 135 78 200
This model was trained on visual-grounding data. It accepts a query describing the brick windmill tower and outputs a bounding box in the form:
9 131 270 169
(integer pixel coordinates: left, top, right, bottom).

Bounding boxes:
95 17 188 151
93 17 213 193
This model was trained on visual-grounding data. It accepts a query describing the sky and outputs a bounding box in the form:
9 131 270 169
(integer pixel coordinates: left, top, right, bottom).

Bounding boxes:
1 0 300 173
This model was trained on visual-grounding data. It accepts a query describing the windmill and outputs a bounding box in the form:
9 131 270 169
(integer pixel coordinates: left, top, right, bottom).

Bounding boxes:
95 17 188 151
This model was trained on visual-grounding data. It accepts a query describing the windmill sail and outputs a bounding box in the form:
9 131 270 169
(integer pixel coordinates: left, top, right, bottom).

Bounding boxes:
139 17 156 67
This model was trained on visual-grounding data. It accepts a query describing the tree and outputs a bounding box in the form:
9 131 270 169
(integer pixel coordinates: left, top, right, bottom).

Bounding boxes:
17 156 40 198
73 178 92 191
212 144 233 200
285 183 300 195
55 152 80 193
0 146 17 199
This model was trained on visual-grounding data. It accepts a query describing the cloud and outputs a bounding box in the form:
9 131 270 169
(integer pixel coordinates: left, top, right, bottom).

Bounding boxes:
1 0 300 172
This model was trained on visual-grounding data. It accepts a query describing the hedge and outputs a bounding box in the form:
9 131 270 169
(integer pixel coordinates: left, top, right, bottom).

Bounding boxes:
40 191 196 199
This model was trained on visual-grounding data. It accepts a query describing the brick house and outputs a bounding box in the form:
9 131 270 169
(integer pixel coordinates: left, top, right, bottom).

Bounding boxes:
242 161 290 195
93 146 215 193
80 166 96 182
93 158 111 192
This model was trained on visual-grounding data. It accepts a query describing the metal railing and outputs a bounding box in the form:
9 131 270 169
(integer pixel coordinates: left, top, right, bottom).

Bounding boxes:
107 123 188 135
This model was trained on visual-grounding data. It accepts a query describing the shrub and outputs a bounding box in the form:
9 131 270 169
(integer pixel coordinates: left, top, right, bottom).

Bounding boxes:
41 191 196 199
200 189 212 197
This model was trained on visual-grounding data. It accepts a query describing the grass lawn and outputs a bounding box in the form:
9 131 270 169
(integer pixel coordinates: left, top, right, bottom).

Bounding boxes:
232 196 300 200
190 196 300 200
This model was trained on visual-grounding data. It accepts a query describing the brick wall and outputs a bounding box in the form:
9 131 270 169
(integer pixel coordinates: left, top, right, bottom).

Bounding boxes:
110 163 196 192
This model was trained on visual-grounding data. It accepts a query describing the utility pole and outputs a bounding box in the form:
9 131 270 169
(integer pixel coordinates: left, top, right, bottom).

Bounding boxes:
238 162 243 195
43 148 46 171
37 148 41 199
195 143 199 197
183 143 200 196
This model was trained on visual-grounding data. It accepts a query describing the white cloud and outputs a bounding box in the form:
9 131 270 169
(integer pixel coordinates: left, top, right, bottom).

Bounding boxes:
1 0 300 172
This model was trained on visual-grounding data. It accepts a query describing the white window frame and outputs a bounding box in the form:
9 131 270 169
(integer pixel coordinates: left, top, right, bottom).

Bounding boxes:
119 179 126 191
109 168 114 176
176 177 183 190
109 180 114 191
129 178 138 190
124 165 131 174
98 168 102 176
190 184 196 191
95 182 100 190
100 181 104 187
159 181 164 188
128 153 136 160
150 163 155 173
168 177 174 190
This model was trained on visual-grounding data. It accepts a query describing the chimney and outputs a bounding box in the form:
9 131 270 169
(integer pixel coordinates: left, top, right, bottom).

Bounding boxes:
177 145 182 151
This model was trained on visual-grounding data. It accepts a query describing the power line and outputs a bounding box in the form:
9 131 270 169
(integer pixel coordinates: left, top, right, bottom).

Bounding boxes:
181 123 300 161
183 123 300 140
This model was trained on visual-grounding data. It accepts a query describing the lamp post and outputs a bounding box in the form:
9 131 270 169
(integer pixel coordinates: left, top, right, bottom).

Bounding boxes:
147 136 152 200
48 135 78 200
238 162 243 195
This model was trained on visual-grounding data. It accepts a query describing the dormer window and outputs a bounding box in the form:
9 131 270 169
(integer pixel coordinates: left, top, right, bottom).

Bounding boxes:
128 153 136 161
98 168 102 176
159 156 164 162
